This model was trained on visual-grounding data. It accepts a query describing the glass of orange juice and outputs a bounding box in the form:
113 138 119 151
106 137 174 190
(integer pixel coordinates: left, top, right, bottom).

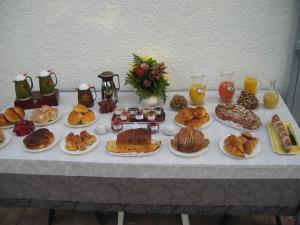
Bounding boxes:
244 76 258 95
189 75 207 106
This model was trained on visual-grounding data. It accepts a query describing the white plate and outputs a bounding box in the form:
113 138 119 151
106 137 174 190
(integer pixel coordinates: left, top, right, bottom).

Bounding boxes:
215 114 259 131
33 112 63 126
175 116 212 129
168 138 209 157
219 134 261 159
0 131 12 149
107 138 161 157
22 132 59 153
65 109 98 128
0 123 14 129
60 133 99 155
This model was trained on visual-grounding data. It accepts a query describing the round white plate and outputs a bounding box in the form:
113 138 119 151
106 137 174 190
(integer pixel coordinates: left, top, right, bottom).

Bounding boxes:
33 112 63 126
219 134 261 159
0 131 12 149
22 132 59 153
168 138 209 157
60 133 99 155
107 138 161 157
175 116 212 129
65 109 98 128
0 123 14 129
215 114 259 131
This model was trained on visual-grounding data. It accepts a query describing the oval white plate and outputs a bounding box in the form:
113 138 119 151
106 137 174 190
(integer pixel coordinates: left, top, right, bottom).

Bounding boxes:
65 109 98 128
60 133 99 155
175 116 212 129
33 112 63 126
22 132 59 153
107 138 161 157
215 114 260 131
0 131 12 149
219 134 261 159
0 124 14 129
168 138 209 157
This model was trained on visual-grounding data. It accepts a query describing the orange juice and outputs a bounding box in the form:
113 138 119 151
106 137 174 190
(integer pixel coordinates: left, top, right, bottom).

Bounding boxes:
189 83 206 106
244 76 257 95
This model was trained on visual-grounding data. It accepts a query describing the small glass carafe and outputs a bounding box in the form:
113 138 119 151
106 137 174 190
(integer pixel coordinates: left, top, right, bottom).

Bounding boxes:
263 80 279 109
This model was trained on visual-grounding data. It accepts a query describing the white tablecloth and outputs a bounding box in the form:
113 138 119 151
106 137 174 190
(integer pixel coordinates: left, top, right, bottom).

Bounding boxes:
0 91 299 179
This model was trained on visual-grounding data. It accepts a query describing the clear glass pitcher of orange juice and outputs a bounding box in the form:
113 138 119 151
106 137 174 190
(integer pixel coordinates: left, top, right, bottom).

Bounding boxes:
189 75 207 106
244 75 259 95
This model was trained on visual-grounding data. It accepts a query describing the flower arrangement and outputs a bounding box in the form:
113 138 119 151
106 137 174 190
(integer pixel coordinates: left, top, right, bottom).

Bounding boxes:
125 54 169 103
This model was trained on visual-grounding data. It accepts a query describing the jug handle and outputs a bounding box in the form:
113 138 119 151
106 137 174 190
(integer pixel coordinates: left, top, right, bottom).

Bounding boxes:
26 76 33 90
49 70 58 87
113 74 120 90
90 86 97 101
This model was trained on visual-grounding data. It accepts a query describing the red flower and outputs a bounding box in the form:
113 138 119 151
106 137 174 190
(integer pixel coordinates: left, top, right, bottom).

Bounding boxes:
135 67 145 79
143 79 152 89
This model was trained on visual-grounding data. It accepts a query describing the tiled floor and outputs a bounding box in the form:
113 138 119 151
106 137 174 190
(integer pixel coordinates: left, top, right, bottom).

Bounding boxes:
0 208 296 225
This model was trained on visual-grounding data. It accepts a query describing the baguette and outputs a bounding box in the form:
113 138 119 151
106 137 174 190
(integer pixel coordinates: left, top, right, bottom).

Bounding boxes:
271 114 292 153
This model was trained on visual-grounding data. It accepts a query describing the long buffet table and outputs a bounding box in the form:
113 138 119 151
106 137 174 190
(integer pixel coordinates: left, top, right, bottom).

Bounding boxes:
0 91 300 216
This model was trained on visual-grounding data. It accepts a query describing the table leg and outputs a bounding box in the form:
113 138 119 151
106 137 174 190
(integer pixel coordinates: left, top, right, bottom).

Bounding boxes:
181 214 190 225
275 216 282 225
296 208 300 225
48 209 55 225
220 215 231 225
117 211 124 225
94 211 106 225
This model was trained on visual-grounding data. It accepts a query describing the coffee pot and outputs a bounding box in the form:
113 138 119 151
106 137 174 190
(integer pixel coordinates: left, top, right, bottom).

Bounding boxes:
13 73 33 101
37 70 57 96
98 71 120 102
77 83 97 108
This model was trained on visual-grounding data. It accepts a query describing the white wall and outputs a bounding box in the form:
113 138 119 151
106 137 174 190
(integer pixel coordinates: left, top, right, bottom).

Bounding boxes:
0 0 299 102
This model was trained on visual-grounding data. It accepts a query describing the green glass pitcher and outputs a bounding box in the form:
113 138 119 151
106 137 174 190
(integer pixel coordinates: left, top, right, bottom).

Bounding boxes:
13 73 33 101
38 70 57 96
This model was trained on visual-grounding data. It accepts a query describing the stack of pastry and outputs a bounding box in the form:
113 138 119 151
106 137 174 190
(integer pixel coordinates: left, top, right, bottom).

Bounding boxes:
0 128 4 144
0 107 25 127
65 130 97 151
175 106 210 128
223 132 259 158
171 127 209 153
68 104 96 125
30 105 59 124
23 128 54 150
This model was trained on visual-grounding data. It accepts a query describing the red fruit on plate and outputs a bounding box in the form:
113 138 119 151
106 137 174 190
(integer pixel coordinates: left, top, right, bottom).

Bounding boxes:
13 120 35 136
135 67 145 78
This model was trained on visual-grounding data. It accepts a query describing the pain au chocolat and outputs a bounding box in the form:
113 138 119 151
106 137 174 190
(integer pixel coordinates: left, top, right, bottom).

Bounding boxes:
23 128 54 150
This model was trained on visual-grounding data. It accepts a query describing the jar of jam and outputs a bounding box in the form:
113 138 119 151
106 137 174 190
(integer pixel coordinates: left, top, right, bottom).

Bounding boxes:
128 107 138 116
218 72 236 102
120 112 128 121
115 106 125 116
135 112 144 121
111 119 123 133
147 110 156 121
142 107 151 115
147 121 159 134
154 107 162 115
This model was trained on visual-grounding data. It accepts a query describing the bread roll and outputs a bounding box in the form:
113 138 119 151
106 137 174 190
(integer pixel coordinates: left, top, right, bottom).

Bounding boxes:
81 110 95 125
73 104 88 113
68 111 82 125
0 114 10 126
14 106 25 118
4 108 21 123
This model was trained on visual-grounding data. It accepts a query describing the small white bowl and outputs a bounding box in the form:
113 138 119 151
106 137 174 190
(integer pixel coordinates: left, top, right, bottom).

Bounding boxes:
163 124 178 136
95 124 109 135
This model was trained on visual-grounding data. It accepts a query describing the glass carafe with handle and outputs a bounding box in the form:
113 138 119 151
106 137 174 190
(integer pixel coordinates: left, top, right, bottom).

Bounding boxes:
189 74 207 106
218 72 236 103
263 79 279 109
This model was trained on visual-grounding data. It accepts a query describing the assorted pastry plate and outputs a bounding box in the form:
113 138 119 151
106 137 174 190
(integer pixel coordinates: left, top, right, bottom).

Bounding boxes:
61 131 99 155
219 132 261 159
30 106 62 126
22 129 59 153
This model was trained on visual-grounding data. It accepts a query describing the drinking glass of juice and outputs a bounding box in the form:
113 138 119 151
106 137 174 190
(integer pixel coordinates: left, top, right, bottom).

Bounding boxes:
189 75 207 106
244 76 258 95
